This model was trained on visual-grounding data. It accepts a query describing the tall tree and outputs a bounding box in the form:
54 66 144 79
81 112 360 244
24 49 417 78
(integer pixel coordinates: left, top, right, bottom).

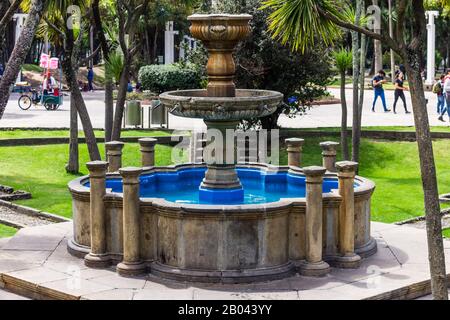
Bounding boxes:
92 0 114 143
372 0 383 72
0 0 22 45
333 48 353 160
38 0 102 162
111 0 149 141
263 0 448 300
351 0 362 163
0 0 47 120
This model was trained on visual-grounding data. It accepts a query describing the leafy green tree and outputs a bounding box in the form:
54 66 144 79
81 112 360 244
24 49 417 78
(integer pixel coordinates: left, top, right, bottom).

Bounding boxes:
333 49 352 160
262 0 448 300
196 0 333 129
0 0 47 120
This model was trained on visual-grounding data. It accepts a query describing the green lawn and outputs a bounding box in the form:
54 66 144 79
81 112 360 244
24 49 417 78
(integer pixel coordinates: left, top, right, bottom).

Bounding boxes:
0 143 184 218
278 137 450 223
0 224 17 238
285 126 450 133
0 129 174 140
443 229 450 238
0 135 449 223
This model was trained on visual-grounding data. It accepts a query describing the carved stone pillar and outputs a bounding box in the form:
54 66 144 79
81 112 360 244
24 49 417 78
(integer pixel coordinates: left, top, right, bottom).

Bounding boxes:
138 138 157 167
117 167 146 276
84 161 110 268
335 161 361 268
320 141 339 172
105 141 124 172
285 138 305 168
300 166 330 277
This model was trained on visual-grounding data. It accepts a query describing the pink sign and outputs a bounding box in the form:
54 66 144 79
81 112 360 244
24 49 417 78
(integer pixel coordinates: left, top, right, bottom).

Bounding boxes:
39 53 49 68
49 57 59 70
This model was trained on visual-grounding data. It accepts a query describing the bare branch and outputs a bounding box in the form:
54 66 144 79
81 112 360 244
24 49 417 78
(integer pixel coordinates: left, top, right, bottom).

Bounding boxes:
43 16 66 40
317 6 402 55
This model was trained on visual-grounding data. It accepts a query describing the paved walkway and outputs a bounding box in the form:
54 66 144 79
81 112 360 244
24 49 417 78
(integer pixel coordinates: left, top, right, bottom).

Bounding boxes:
1 88 447 130
0 221 448 300
0 237 29 300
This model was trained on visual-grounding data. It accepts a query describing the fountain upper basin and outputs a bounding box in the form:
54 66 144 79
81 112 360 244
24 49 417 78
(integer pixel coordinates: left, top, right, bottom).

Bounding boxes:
160 89 283 120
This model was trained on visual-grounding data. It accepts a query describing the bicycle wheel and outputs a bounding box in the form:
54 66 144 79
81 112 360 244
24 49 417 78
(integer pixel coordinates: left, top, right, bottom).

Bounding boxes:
44 102 53 110
18 95 32 110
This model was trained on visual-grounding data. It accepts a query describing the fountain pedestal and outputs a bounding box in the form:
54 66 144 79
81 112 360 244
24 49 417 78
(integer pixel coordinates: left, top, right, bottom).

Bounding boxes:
199 120 243 203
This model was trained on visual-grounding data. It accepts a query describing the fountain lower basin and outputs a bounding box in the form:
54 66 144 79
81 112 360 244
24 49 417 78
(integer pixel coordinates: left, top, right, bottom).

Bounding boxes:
68 163 376 283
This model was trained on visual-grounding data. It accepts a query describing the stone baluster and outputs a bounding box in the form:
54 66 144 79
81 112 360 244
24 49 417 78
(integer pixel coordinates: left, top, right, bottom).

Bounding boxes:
117 167 146 276
335 161 361 268
105 141 125 172
320 141 339 172
138 138 157 167
285 138 305 168
301 166 330 276
84 161 110 268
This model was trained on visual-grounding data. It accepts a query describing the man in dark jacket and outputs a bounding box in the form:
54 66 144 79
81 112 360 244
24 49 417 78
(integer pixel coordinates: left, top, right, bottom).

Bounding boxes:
87 67 94 92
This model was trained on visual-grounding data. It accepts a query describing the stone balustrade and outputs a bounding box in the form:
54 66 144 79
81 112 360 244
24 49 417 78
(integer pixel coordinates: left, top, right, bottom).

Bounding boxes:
70 137 375 282
138 138 157 167
105 141 125 173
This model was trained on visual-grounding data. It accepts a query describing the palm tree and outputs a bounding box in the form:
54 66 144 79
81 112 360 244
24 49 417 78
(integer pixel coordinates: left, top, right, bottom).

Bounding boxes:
32 0 102 165
0 0 47 120
333 49 352 160
262 0 448 300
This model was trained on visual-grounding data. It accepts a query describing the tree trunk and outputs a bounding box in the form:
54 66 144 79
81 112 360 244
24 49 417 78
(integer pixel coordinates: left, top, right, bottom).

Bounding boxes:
111 61 130 141
61 34 101 162
373 0 383 72
104 78 114 142
92 0 114 143
405 56 448 300
66 94 79 173
0 0 46 120
153 26 159 64
0 0 21 44
340 71 349 160
357 33 367 165
352 0 364 164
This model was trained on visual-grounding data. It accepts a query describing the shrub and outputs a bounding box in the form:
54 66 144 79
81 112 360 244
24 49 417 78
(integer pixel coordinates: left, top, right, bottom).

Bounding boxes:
138 64 203 93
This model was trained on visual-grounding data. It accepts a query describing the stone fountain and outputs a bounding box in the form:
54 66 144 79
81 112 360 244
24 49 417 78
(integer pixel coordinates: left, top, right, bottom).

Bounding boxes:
160 14 283 203
68 14 377 283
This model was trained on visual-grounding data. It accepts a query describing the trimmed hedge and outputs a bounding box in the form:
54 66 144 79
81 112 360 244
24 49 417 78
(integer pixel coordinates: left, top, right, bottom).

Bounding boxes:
138 64 203 93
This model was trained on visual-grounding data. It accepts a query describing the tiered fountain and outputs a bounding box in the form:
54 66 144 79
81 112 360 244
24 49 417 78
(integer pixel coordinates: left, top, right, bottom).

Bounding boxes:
68 14 377 283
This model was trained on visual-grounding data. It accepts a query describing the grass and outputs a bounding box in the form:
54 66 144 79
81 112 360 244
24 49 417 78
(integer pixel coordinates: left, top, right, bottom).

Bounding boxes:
0 129 175 140
0 134 450 224
0 143 185 218
281 137 450 223
285 126 450 133
0 224 17 238
22 64 44 73
443 229 450 238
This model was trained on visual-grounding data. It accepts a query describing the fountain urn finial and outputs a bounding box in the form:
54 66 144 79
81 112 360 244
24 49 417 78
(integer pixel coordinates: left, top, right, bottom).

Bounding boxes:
188 14 252 97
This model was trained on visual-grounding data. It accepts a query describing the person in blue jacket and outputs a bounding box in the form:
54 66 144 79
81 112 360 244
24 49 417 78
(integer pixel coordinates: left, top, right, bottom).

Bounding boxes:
87 67 94 92
372 70 391 112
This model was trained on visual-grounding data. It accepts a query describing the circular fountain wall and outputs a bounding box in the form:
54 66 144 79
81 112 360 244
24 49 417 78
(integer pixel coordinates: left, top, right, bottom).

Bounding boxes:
68 163 376 283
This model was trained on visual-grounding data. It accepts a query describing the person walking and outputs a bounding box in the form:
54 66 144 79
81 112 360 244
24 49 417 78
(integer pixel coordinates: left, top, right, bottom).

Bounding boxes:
439 69 450 121
87 67 94 92
392 72 410 114
434 74 445 116
372 70 391 112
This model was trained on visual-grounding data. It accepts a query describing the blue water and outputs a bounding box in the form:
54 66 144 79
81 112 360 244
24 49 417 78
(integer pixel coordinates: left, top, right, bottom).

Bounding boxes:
85 168 343 205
